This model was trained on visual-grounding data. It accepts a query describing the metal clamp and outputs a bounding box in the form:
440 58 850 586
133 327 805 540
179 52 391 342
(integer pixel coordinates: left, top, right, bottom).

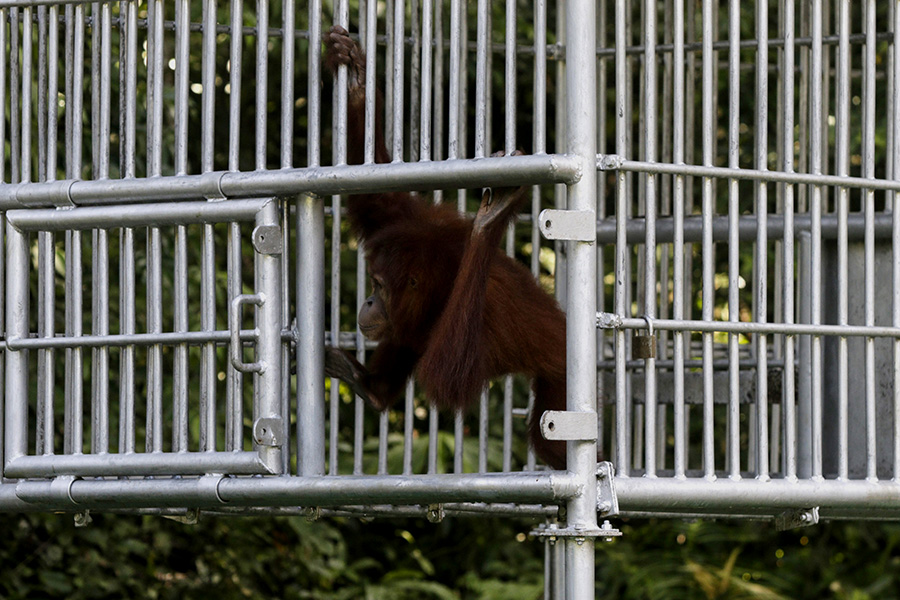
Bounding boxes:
596 462 619 517
230 294 266 373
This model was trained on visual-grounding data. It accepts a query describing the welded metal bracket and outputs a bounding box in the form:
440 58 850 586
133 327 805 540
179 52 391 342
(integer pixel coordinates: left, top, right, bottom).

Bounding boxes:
596 462 619 517
540 411 598 441
775 507 819 531
597 154 624 170
252 225 283 254
538 209 596 242
253 418 284 447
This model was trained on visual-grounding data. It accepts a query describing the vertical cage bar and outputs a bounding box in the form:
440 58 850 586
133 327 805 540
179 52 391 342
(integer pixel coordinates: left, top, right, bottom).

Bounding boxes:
754 0 770 480
809 0 824 480
835 0 850 481
701 0 716 480
529 0 547 474
726 0 741 480
118 0 137 457
37 5 55 456
564 0 598 595
226 0 246 453
893 0 900 482
200 0 219 454
256 0 269 170
68 4 85 456
643 0 659 478
5 224 29 465
391 0 405 162
36 6 46 182
37 227 54 455
408 0 421 162
9 7 19 184
432 0 444 205
671 0 686 480
146 0 164 454
90 3 112 455
419 0 433 162
448 0 461 164
0 9 5 470
0 7 6 184
20 7 31 184
171 0 190 454
614 0 629 476
781 0 797 481
862 0 877 481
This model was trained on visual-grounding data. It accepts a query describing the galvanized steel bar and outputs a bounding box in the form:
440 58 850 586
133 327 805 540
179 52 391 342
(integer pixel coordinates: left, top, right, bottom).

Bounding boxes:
391 0 404 162
20 6 31 183
642 0 659 478
0 155 582 209
754 0 770 480
253 200 284 473
256 0 269 170
894 0 900 482
12 472 580 510
602 316 900 340
9 7 19 184
0 7 6 184
564 0 598 595
781 0 797 481
611 160 900 193
701 0 715 480
146 0 164 455
614 0 630 476
835 0 850 481
863 0 877 481
726 0 740 480
8 199 274 231
4 222 29 465
671 0 687 480
6 452 275 479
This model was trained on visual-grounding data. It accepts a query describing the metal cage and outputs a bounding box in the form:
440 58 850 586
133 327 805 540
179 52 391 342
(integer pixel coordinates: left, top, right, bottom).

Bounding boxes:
2 0 900 597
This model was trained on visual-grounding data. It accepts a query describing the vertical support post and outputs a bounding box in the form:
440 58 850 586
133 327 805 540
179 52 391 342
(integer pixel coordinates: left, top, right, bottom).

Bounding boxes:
5 222 29 468
255 201 284 474
564 0 598 598
297 193 326 476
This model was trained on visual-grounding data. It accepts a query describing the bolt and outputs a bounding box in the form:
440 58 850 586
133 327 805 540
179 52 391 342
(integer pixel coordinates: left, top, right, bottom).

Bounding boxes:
598 501 612 514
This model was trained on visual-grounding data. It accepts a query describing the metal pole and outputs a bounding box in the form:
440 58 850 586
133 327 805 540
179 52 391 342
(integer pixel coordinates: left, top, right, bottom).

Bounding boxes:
564 0 598 597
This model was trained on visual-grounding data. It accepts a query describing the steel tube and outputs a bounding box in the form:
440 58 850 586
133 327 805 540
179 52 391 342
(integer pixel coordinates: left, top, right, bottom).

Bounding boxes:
565 0 599 596
6 451 274 479
602 316 900 340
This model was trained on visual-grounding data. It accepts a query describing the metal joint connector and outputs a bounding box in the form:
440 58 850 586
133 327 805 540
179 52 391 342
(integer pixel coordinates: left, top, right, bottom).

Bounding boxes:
596 312 624 329
597 154 625 170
